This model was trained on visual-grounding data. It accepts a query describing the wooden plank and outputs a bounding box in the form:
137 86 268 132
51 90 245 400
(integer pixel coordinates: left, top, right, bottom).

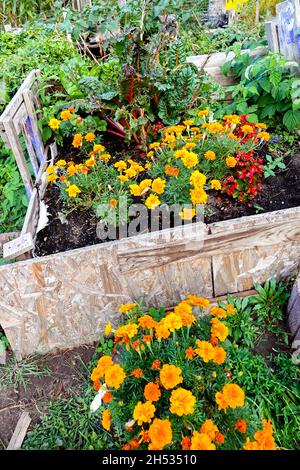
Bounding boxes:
0 70 38 122
2 120 33 198
2 233 34 260
6 412 31 450
23 89 45 165
12 102 28 134
265 20 280 53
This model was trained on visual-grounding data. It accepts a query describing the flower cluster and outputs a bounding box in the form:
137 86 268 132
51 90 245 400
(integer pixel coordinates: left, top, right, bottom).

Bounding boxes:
89 296 277 451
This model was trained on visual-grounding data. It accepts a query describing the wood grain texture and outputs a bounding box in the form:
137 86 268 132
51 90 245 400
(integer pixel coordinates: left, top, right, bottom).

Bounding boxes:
6 412 31 450
0 207 299 358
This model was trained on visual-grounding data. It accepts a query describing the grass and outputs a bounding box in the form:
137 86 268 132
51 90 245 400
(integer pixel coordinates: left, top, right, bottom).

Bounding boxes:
0 354 50 390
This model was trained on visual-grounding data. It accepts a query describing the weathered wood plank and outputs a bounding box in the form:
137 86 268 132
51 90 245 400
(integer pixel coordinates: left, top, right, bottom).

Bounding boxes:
0 70 38 122
6 412 31 450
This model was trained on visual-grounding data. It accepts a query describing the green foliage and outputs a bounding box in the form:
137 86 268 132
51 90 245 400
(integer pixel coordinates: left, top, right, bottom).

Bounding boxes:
0 0 54 27
0 354 50 390
23 394 114 450
0 143 28 232
221 50 300 131
263 154 286 178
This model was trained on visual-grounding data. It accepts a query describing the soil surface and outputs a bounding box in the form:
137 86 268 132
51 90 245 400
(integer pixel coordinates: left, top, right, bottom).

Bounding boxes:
0 345 95 449
35 137 300 257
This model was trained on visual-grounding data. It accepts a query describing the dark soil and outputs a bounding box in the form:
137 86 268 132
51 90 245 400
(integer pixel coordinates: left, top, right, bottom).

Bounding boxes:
35 138 300 257
0 345 95 449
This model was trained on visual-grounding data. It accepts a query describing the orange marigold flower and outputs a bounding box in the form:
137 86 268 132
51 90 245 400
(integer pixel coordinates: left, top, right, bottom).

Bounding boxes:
241 124 254 134
103 391 113 403
170 388 196 416
144 382 161 402
151 359 161 370
210 335 219 345
148 418 172 450
131 339 140 350
226 156 237 168
85 156 96 168
190 187 208 205
142 335 153 343
131 368 143 378
210 317 229 342
244 419 276 450
235 419 247 433
213 346 227 365
165 164 179 177
129 439 139 449
190 431 216 450
184 142 197 149
60 109 72 121
195 340 215 363
215 432 225 444
102 409 111 431
186 295 210 308
216 383 245 411
185 347 196 359
155 323 170 340
227 132 238 141
257 131 270 141
256 123 267 129
164 313 183 332
152 177 166 195
198 109 209 117
182 151 199 169
210 306 227 318
133 401 155 425
138 315 157 330
149 142 160 149
204 150 216 161
105 364 126 389
160 364 183 390
72 133 83 148
93 379 100 391
223 114 240 125
181 437 191 450
67 164 78 176
90 355 114 382
85 132 95 142
226 304 236 315
201 419 219 440
109 198 118 207
174 302 196 327
123 444 131 450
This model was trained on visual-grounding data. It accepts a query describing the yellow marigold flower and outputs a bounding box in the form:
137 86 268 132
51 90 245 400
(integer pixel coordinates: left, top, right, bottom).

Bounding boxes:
60 109 72 121
190 187 208 205
173 148 188 159
125 167 137 179
72 133 83 148
90 355 113 381
190 432 216 450
114 161 127 172
210 179 222 190
183 120 194 126
105 364 126 389
227 132 238 141
179 207 196 220
213 346 227 364
66 184 81 197
155 323 170 340
256 123 267 129
140 179 152 191
100 153 111 162
170 388 196 416
198 109 209 117
145 162 152 170
190 127 200 132
48 118 61 130
118 303 136 313
105 321 112 336
174 301 195 327
133 401 155 425
149 142 160 149
210 306 227 318
195 340 215 363
145 194 160 210
148 418 172 450
204 150 216 161
164 313 183 332
85 157 96 168
115 323 139 339
257 131 270 141
160 364 183 390
201 419 219 440
152 177 166 195
223 114 240 125
241 124 254 134
118 174 129 183
102 409 111 431
46 165 58 174
190 170 206 187
56 160 67 166
138 315 157 330
93 144 105 152
184 142 197 149
210 317 229 342
215 383 245 412
226 156 237 168
186 295 210 308
147 151 154 158
46 174 58 182
182 151 198 169
207 122 224 133
144 382 161 402
130 184 142 197
85 132 95 142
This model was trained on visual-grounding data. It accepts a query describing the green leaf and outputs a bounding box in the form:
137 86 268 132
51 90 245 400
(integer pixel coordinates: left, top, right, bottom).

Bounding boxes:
247 114 258 123
283 109 300 131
